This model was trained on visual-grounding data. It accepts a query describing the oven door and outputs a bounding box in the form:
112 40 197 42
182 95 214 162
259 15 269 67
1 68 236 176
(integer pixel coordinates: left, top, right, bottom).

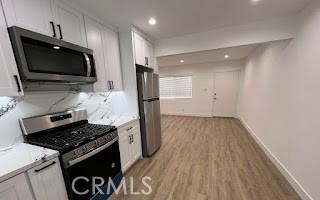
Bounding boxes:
63 138 122 200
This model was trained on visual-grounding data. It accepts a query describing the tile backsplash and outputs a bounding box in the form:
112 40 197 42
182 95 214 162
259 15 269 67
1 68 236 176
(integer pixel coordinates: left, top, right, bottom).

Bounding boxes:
0 91 133 149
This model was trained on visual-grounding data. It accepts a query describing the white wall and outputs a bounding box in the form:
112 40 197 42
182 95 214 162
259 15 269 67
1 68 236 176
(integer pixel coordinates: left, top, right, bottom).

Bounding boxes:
155 17 299 57
159 60 243 117
238 1 320 199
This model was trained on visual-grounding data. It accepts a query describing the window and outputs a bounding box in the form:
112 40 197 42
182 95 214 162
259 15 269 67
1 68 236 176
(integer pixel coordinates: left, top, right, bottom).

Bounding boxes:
159 76 192 99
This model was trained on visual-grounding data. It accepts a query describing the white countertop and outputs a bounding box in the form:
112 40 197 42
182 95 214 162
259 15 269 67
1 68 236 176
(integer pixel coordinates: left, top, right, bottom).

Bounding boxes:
91 114 139 128
0 143 59 182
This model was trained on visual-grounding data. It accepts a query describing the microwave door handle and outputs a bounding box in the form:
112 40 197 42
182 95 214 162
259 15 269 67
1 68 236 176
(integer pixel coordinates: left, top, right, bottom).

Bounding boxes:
83 53 92 77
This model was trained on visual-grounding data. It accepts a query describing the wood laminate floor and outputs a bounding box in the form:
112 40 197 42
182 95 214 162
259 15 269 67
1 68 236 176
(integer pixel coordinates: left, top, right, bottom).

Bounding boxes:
110 116 300 200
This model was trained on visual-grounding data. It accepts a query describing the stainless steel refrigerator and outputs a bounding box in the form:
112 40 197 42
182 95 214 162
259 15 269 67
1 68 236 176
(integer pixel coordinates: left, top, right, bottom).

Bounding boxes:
136 67 162 157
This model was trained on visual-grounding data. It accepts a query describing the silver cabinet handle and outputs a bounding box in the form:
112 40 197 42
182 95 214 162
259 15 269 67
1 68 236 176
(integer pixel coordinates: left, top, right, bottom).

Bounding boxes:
83 53 91 77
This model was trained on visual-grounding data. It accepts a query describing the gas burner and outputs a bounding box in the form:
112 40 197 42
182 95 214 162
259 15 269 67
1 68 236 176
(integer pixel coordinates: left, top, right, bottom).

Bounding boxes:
27 123 116 152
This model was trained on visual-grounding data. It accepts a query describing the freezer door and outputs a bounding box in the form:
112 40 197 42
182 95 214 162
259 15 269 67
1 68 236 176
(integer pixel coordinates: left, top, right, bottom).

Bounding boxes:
143 100 161 156
153 74 160 98
141 72 154 100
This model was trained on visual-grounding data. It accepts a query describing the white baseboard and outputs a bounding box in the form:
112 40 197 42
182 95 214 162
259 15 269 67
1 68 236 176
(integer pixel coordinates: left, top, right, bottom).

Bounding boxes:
238 117 313 200
161 112 212 118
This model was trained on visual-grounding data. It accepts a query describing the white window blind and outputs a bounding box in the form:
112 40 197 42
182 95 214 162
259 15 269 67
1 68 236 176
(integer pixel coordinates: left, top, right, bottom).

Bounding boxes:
159 76 192 99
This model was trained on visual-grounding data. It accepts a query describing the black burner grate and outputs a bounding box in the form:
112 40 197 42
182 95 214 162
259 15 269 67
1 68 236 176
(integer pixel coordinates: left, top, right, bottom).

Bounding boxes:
30 123 115 150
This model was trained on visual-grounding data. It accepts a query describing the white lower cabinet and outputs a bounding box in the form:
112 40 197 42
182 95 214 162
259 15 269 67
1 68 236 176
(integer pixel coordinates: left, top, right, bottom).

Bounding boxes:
0 174 33 200
27 158 68 200
118 120 142 172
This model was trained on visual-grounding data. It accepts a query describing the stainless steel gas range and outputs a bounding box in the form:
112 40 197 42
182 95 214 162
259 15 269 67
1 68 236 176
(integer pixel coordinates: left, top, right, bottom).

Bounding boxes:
20 109 123 200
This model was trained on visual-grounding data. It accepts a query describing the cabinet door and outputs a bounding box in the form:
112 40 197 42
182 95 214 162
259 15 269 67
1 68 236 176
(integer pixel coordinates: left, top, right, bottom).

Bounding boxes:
0 6 23 96
144 40 154 69
133 32 146 66
27 158 68 200
102 27 123 90
118 134 132 172
52 0 87 47
2 0 55 36
0 174 33 200
84 16 108 92
131 126 142 162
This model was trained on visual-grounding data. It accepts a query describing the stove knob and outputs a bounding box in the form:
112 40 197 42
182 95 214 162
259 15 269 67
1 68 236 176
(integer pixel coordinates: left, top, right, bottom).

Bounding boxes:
82 146 87 153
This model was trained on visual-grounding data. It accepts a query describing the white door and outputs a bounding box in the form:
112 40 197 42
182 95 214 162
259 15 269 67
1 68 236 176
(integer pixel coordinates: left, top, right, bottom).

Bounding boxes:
52 0 87 46
118 134 132 172
84 16 108 92
27 158 68 200
0 7 23 96
133 32 146 66
2 0 55 37
0 174 33 200
102 27 123 90
212 71 239 117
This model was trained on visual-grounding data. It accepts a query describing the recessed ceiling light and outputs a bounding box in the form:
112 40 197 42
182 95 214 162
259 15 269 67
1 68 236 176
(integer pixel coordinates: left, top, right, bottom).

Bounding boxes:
53 46 60 50
224 54 229 59
180 60 185 63
148 18 157 25
251 0 261 4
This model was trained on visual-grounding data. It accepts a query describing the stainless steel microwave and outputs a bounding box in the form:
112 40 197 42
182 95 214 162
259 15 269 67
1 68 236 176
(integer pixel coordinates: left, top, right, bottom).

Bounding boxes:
8 26 97 83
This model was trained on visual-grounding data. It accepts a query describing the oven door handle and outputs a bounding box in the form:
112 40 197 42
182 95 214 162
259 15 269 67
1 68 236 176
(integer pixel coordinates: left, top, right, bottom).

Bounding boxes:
66 137 118 168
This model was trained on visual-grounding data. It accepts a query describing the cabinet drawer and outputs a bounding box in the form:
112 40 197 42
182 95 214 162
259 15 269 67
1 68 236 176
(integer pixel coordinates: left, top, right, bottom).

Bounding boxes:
118 120 139 138
27 158 68 200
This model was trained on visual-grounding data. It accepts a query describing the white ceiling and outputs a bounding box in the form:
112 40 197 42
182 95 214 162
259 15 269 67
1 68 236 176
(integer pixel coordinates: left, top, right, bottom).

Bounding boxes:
157 44 258 67
68 0 310 39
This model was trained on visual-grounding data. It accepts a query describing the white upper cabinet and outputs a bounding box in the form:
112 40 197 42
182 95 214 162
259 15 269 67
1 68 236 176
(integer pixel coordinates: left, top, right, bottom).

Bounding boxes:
0 5 23 96
145 40 154 69
133 32 146 66
27 158 68 200
133 31 154 69
0 174 33 200
84 16 108 92
102 27 123 91
85 16 123 92
1 0 55 36
52 0 87 47
2 0 87 46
